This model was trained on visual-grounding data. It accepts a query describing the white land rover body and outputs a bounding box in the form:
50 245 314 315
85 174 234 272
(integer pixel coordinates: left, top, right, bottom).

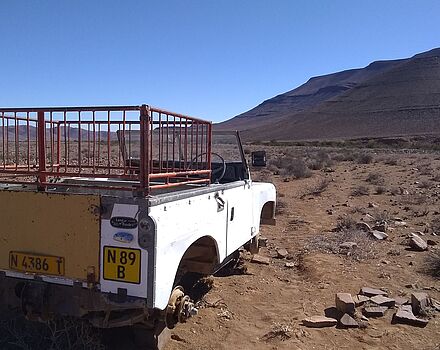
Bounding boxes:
0 105 276 342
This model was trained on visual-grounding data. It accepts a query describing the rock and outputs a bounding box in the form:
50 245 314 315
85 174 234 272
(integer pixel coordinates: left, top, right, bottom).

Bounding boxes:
353 295 370 306
284 262 296 268
363 306 388 317
372 220 387 232
335 293 355 314
427 239 437 246
394 297 409 306
258 237 268 247
394 221 408 227
409 235 428 251
276 248 289 259
360 287 388 297
339 313 359 328
339 242 358 250
302 316 337 328
251 254 270 265
411 292 430 315
370 230 389 240
368 202 379 208
356 222 372 232
393 306 429 327
431 298 440 312
370 295 396 307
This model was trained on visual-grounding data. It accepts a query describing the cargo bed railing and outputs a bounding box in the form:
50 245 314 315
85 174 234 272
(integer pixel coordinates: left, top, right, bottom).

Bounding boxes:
0 105 212 195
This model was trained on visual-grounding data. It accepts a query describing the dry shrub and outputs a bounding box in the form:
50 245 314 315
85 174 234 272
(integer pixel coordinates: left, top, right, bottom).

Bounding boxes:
261 322 292 342
373 212 390 223
256 169 273 182
418 180 433 189
270 156 311 178
399 193 428 205
335 215 356 231
366 172 384 185
307 150 334 170
0 313 103 350
302 178 330 197
304 229 377 261
423 252 440 279
356 153 374 164
331 150 356 162
383 157 398 166
375 186 387 194
351 185 369 196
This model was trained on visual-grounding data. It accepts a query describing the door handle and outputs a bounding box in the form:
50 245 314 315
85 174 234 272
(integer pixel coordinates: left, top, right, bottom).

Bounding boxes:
214 193 225 212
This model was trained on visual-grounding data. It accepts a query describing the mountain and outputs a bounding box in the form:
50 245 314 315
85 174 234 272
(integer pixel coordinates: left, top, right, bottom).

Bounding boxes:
218 48 440 140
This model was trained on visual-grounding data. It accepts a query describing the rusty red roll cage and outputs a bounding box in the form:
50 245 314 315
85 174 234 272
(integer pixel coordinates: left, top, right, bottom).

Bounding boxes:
0 105 212 195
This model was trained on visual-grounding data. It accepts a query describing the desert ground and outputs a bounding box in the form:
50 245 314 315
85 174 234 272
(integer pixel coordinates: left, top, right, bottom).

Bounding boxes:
1 143 439 350
164 144 440 350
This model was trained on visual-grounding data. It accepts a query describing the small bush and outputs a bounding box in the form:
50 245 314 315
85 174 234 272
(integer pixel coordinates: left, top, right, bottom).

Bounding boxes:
351 185 369 196
366 172 385 185
384 158 398 166
375 186 387 194
308 150 334 170
282 158 311 179
270 156 311 178
336 215 356 231
418 180 433 189
356 153 374 164
302 178 330 197
423 252 440 279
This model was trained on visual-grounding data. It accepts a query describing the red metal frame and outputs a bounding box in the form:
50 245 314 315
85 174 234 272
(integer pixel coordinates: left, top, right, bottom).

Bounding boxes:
0 105 212 194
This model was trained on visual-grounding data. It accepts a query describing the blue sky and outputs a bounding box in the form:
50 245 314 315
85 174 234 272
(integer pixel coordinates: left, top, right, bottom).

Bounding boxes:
0 1 439 122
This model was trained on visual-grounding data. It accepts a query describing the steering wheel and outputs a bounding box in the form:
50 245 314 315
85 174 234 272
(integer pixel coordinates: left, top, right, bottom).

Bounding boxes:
189 152 226 183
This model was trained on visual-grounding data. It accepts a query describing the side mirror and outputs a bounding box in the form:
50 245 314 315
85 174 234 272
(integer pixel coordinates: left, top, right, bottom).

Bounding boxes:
251 151 267 167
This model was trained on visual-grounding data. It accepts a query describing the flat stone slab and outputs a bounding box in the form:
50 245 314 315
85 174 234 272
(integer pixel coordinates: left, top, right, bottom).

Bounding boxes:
394 297 409 306
339 313 359 328
393 307 429 327
371 230 389 240
302 316 337 328
335 293 355 314
363 306 388 317
370 295 396 308
353 295 370 306
251 254 270 265
360 287 388 297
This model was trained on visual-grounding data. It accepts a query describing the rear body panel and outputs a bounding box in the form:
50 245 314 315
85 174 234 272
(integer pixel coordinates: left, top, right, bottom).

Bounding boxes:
0 190 100 282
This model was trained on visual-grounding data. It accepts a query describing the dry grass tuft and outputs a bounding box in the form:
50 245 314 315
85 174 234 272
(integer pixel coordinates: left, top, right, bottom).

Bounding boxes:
366 172 385 185
304 229 377 261
261 322 293 342
0 313 103 350
301 178 331 197
351 185 370 196
423 252 440 279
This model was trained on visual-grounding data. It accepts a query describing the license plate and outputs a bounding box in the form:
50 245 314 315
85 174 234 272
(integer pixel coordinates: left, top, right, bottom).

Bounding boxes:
103 246 141 284
9 252 65 276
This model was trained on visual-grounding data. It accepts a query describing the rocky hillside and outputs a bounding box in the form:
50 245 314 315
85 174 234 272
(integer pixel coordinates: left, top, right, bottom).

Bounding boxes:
218 48 440 140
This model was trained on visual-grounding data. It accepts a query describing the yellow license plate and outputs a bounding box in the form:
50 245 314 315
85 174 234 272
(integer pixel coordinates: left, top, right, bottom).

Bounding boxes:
103 246 141 284
9 252 65 276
